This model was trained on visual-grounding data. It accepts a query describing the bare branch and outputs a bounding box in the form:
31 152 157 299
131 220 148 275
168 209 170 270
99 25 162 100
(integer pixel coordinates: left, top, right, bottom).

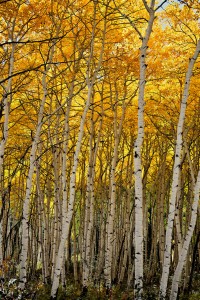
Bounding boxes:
0 61 72 85
0 35 67 47
113 0 143 39
155 0 168 12
142 0 150 13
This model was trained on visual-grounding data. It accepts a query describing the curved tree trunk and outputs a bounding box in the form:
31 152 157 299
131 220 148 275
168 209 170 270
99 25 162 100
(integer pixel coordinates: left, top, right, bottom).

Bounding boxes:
159 40 200 299
170 169 200 300
50 3 107 296
19 36 57 289
50 83 93 298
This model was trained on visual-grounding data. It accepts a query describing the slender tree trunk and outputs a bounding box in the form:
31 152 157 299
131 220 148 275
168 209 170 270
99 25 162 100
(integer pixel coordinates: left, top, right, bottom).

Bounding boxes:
82 106 103 289
73 215 79 284
159 40 200 299
50 145 62 283
105 90 126 289
51 3 106 296
51 86 92 298
0 43 15 266
35 146 47 283
19 74 48 289
170 169 200 300
19 36 57 287
82 109 95 289
134 4 155 298
49 108 62 283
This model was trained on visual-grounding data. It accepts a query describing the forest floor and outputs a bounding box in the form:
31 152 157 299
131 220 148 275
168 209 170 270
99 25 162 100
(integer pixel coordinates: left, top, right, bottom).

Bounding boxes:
1 273 200 300
1 263 199 300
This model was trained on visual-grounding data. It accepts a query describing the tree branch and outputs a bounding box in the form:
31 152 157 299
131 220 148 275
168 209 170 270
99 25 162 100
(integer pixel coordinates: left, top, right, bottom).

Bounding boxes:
142 0 150 13
155 0 168 12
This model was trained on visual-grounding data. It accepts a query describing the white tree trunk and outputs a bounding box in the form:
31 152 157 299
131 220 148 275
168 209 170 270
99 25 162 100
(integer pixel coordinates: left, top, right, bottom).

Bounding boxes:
105 98 126 289
51 146 62 282
0 43 15 266
18 20 62 286
170 169 200 300
19 71 49 289
105 123 119 289
159 40 200 299
51 84 93 299
134 5 155 299
51 4 106 296
82 109 103 288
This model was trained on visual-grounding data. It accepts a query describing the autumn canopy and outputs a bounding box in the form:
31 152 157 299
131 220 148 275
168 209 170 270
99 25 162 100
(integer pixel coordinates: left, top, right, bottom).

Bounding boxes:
0 0 199 299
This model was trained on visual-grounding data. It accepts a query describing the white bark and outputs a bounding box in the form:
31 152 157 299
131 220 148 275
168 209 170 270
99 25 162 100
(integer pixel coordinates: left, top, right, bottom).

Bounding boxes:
134 4 155 299
82 110 103 288
105 115 120 289
159 40 200 299
19 36 57 288
50 145 62 282
170 170 200 300
51 3 106 296
51 84 93 299
19 72 48 289
36 161 46 283
0 43 15 265
105 97 126 289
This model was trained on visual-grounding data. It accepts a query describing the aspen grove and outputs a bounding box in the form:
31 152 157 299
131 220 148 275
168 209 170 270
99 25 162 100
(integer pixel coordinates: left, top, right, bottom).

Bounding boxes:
0 0 200 299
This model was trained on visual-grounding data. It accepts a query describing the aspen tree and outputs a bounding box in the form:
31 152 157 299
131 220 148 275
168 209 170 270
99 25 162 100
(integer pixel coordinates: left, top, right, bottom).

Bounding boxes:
82 114 96 289
170 169 200 300
82 103 103 290
133 1 155 298
158 153 168 267
114 0 168 294
104 81 127 290
46 75 67 283
174 173 183 257
36 153 47 283
159 40 200 299
51 2 107 297
19 72 50 289
50 139 62 283
0 0 34 263
118 145 134 284
0 42 15 265
93 88 109 283
0 0 18 263
19 20 62 288
38 131 58 284
51 74 75 283
50 72 92 298
1 0 200 295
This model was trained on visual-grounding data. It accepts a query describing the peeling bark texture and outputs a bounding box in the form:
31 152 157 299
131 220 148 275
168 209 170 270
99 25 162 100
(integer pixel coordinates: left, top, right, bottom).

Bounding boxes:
159 40 200 300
